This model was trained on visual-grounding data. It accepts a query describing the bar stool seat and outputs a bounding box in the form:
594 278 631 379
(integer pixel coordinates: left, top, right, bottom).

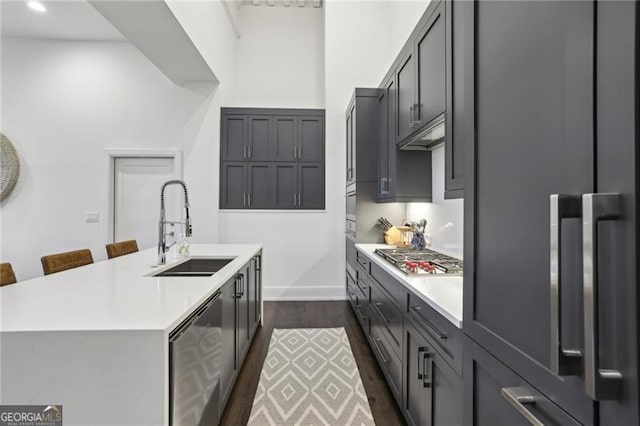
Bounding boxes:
0 263 17 286
105 240 139 259
41 249 94 275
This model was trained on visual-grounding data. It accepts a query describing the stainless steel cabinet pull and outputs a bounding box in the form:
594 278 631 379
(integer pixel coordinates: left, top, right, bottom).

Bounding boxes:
373 338 390 364
248 145 252 158
501 387 544 426
248 193 252 207
417 346 426 380
409 105 414 127
422 352 433 388
374 302 390 323
293 145 297 160
243 193 247 207
293 193 297 207
243 146 247 159
550 194 583 376
297 193 301 207
583 193 622 400
409 306 447 339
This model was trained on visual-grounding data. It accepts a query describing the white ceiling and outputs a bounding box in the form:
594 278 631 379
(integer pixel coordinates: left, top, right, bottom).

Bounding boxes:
237 0 323 8
1 0 125 41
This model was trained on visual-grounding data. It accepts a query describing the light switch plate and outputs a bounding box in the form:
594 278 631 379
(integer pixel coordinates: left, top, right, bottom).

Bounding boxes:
84 211 100 223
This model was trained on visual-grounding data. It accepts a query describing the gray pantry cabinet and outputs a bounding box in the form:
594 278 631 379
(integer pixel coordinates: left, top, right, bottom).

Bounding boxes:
463 0 639 425
220 108 325 210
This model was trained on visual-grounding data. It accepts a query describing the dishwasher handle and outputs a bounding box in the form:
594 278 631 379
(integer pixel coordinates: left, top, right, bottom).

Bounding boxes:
169 291 221 342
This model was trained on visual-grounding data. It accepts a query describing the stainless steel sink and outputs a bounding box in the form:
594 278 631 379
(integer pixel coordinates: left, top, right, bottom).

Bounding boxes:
153 258 236 277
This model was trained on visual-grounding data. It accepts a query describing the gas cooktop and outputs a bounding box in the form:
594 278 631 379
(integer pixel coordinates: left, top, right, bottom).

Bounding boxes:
375 247 463 276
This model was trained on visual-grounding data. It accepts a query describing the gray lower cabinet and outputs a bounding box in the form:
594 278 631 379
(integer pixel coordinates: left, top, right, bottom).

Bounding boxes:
220 163 246 209
273 162 297 209
298 162 324 209
350 249 464 425
463 336 580 426
247 163 271 209
404 320 462 426
220 255 262 414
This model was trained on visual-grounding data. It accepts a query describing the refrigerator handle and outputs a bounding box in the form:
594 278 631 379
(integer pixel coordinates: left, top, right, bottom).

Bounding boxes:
549 194 583 376
583 193 622 400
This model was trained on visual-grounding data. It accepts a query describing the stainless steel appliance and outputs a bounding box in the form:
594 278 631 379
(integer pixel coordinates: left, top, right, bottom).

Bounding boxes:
169 291 222 426
375 247 463 275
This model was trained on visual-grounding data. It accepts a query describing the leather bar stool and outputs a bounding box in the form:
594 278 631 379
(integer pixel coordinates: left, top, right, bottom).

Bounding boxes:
41 249 94 275
0 263 17 286
105 240 139 259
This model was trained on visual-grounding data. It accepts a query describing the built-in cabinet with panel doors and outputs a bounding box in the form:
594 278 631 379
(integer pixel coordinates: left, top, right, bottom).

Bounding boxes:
220 108 325 210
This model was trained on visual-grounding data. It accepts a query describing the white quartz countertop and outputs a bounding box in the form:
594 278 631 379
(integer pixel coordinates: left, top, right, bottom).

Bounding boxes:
0 244 262 333
355 244 463 328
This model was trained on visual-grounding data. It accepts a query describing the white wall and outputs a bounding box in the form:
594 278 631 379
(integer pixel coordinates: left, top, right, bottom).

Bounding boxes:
232 6 324 108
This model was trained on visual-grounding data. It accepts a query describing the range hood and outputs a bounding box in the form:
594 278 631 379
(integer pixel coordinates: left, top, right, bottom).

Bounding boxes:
398 113 445 150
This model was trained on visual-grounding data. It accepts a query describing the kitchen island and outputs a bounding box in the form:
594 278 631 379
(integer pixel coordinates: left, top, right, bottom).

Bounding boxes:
0 244 262 425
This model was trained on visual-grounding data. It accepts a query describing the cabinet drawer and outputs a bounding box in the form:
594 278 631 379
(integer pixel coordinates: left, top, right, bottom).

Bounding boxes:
464 337 581 426
370 322 402 405
354 293 369 336
369 260 405 310
370 278 403 359
346 270 357 303
356 250 370 271
355 264 369 300
407 291 463 375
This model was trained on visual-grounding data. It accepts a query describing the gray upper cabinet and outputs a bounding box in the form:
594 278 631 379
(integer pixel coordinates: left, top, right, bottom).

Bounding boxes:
221 115 247 161
345 105 355 185
247 116 271 161
298 116 324 162
273 116 297 162
346 88 381 187
414 2 445 130
395 51 416 143
220 108 325 210
464 1 639 425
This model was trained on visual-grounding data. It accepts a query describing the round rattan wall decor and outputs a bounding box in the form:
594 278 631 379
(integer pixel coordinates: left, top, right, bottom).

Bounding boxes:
0 133 20 200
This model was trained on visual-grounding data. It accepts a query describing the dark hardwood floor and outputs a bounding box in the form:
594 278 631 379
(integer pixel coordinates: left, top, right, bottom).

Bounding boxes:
220 301 406 425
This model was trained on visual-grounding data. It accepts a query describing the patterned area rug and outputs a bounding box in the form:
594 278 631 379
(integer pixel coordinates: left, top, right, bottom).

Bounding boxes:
248 328 375 425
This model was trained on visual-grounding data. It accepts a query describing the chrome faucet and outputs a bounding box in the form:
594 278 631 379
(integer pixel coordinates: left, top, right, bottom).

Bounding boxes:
158 180 192 265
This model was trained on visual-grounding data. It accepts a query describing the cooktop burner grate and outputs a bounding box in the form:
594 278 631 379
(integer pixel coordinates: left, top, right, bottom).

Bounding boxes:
375 247 463 275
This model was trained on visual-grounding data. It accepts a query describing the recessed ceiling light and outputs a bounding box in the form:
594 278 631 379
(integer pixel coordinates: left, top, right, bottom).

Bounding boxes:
27 1 47 13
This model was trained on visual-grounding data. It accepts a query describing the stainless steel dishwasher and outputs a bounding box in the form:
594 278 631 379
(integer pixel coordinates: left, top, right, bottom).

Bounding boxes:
169 290 222 426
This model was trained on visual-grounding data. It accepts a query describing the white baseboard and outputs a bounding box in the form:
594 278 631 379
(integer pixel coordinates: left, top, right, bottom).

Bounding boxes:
263 286 348 301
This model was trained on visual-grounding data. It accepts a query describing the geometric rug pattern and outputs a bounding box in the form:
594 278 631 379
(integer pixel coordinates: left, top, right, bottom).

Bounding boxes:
247 328 375 426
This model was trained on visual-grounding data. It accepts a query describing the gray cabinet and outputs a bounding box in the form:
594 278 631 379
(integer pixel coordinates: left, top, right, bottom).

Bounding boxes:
395 51 416 143
463 337 580 426
247 116 271 161
273 116 297 162
298 163 324 209
404 320 462 426
464 1 639 425
221 115 247 161
298 116 324 162
220 108 325 210
377 77 432 203
219 256 263 412
346 89 379 186
414 2 445 130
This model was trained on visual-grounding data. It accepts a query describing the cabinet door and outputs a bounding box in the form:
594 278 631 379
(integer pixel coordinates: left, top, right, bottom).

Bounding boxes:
464 337 581 426
273 116 297 162
386 78 398 197
220 163 246 209
298 116 324 162
404 321 431 426
415 1 445 129
247 116 271 161
272 163 297 209
377 86 389 199
247 163 271 209
298 163 324 209
444 0 466 198
465 1 595 422
221 115 247 161
220 277 238 406
236 265 250 364
346 107 355 185
395 51 416 143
